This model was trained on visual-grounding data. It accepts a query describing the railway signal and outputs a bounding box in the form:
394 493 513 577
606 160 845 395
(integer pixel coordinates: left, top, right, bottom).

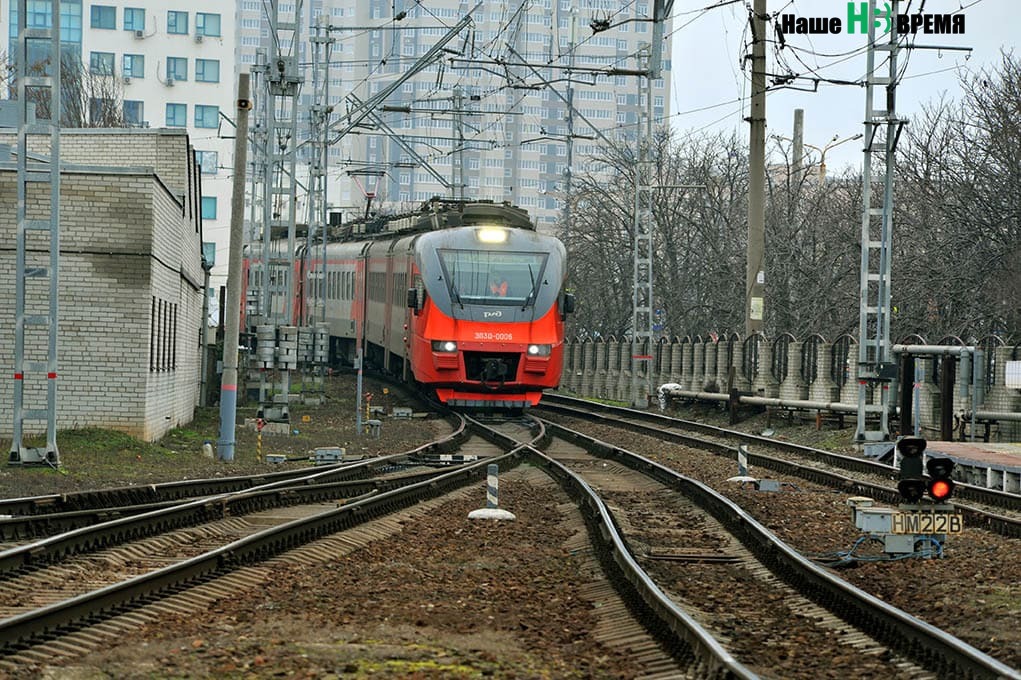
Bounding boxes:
896 436 927 503
926 457 956 502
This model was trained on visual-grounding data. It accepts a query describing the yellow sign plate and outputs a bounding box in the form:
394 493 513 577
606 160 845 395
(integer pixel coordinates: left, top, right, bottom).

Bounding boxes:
891 511 963 535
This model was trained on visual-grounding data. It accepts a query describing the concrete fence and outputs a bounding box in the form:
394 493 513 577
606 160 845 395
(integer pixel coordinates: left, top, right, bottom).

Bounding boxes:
560 334 1021 442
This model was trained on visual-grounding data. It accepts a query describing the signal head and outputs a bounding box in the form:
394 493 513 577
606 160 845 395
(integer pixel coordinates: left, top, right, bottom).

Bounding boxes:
896 436 927 503
896 435 926 459
897 479 927 503
926 456 956 502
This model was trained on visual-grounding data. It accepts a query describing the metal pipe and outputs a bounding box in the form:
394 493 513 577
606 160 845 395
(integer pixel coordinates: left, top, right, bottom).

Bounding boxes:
965 411 1021 423
658 389 729 403
740 395 859 413
661 388 864 414
892 344 976 355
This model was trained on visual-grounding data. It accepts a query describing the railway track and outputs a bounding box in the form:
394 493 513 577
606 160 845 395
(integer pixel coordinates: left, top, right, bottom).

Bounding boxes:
467 414 1018 679
538 393 1021 538
0 419 523 668
1 415 689 677
3 401 1017 678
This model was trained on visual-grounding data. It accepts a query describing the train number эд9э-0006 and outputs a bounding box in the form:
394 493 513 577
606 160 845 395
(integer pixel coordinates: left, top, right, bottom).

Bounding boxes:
891 511 964 535
474 332 514 341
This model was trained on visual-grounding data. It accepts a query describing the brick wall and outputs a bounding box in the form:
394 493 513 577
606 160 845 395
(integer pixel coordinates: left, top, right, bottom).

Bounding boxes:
0 129 192 193
0 131 203 443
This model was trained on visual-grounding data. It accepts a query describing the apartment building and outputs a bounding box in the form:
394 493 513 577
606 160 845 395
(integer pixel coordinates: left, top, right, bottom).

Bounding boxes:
4 1 236 287
235 1 671 232
3 2 668 285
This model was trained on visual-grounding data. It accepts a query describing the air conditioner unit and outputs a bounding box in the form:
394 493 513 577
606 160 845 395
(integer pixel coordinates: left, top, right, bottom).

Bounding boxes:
134 29 143 38
194 33 203 43
166 77 175 87
122 76 132 84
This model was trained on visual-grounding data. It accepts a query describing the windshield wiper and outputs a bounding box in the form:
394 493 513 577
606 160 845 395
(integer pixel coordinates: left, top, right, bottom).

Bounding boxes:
445 270 464 309
521 264 537 311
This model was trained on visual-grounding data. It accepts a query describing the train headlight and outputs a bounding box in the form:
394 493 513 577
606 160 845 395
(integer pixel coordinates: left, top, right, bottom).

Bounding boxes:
432 340 458 353
477 227 508 244
526 344 551 356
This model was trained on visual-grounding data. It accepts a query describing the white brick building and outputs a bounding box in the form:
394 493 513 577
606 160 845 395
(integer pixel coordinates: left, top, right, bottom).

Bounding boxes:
2 1 236 289
0 129 205 441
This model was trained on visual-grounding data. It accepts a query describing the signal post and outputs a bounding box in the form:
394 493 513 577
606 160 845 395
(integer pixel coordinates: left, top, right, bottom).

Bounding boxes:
848 436 962 557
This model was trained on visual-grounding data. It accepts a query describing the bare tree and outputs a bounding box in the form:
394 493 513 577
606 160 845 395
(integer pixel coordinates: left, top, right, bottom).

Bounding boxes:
894 51 1021 339
763 139 862 339
558 55 1021 343
563 129 751 339
19 51 126 127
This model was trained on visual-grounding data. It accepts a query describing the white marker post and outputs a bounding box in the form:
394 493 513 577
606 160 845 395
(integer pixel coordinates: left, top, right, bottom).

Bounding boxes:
468 464 516 520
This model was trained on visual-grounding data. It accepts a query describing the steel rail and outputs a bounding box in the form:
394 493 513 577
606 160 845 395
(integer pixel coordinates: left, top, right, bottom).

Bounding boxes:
462 415 756 679
536 417 1020 680
539 395 1021 537
0 414 467 516
0 438 528 656
0 415 472 571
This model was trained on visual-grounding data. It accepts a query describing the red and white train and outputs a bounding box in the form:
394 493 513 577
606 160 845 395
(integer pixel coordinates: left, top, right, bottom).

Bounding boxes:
245 200 574 408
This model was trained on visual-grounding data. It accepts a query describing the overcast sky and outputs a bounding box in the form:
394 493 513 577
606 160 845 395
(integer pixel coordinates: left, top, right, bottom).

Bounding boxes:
668 0 1015 173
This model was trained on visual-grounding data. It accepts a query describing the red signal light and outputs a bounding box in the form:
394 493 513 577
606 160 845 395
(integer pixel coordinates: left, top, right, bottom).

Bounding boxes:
926 456 956 502
928 479 954 501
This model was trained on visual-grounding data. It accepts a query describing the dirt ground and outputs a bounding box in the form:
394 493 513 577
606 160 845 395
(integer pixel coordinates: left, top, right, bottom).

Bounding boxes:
5 382 997 678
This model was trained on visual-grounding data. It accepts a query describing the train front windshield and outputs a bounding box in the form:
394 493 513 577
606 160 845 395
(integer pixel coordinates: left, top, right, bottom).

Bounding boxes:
438 249 549 306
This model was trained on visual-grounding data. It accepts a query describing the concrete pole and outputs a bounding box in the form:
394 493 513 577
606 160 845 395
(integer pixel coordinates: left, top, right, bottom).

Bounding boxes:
745 0 767 337
792 108 804 186
199 263 211 407
563 8 576 254
217 72 252 462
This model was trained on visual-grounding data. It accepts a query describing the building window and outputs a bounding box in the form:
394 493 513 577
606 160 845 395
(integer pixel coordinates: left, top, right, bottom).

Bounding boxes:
201 196 217 220
123 53 144 78
123 7 144 31
89 51 114 75
167 10 187 34
10 1 83 45
195 150 218 174
166 103 186 127
195 59 219 82
90 5 115 29
89 97 117 124
166 56 187 82
124 100 144 126
194 104 218 128
195 12 221 36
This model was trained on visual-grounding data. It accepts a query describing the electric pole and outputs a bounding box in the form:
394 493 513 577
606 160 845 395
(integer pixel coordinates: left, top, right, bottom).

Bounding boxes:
563 7 577 256
629 0 673 407
792 108 804 187
855 0 901 442
217 72 252 462
10 0 61 466
745 0 767 337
